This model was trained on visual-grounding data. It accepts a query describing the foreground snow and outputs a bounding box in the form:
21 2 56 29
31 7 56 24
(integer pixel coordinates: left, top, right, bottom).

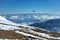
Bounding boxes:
0 16 60 40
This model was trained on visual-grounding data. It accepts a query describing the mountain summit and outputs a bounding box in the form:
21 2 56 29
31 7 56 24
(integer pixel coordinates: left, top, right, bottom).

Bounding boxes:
0 16 19 26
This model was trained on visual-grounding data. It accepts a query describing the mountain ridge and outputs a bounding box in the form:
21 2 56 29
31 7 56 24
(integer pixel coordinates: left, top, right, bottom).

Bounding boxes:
30 19 60 32
0 16 60 40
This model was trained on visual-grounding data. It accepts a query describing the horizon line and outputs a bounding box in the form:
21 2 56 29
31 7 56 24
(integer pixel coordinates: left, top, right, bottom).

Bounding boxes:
1 12 60 14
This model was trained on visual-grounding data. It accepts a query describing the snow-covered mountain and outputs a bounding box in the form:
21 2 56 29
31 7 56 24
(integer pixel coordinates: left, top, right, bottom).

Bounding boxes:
1 13 60 25
29 19 60 33
0 16 60 40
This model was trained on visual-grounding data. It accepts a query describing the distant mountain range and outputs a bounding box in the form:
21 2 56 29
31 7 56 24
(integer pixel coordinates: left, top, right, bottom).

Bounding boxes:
29 19 60 33
0 13 60 25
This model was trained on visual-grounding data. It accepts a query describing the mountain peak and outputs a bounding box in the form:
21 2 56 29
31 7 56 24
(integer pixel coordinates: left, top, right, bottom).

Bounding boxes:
0 16 7 21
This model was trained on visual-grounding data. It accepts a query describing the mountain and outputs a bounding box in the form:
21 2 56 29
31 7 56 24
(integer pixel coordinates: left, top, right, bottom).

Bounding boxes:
1 13 60 24
0 16 60 40
0 13 42 24
29 19 60 33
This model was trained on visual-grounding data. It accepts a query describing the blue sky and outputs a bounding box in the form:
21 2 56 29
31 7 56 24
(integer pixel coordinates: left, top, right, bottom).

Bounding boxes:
0 0 60 14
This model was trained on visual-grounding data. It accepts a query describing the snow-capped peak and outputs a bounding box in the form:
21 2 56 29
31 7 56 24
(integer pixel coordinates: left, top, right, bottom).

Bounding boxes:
0 16 22 30
0 16 19 26
0 16 8 22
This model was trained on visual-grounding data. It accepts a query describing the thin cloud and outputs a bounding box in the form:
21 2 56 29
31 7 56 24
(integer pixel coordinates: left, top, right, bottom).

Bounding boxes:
10 16 24 20
10 16 19 20
33 15 60 20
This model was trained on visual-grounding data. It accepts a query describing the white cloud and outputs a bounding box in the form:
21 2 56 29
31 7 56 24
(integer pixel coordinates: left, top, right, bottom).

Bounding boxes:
10 16 19 19
33 15 41 19
10 15 60 21
10 16 24 20
41 15 60 20
43 16 60 19
33 15 60 20
41 15 48 20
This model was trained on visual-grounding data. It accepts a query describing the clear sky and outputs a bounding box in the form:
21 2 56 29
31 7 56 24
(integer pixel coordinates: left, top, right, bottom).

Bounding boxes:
0 0 60 14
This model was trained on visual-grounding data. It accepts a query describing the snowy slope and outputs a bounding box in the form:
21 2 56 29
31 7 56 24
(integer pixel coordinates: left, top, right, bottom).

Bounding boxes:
0 16 60 40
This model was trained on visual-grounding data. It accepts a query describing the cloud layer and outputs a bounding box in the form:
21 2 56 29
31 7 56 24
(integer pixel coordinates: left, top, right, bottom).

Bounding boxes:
9 15 60 20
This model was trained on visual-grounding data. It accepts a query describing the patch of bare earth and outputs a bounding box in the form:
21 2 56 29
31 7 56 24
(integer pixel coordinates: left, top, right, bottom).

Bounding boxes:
33 28 60 37
0 30 28 39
